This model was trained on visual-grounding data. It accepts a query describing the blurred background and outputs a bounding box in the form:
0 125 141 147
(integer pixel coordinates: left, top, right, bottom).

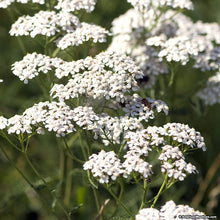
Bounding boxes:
0 0 219 219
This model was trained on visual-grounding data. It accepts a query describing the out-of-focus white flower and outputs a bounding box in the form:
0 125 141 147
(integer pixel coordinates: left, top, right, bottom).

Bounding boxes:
108 9 169 87
147 35 212 65
57 23 110 49
136 201 206 220
83 150 123 183
0 0 44 8
10 10 80 38
197 71 220 105
136 208 160 220
0 116 8 129
194 47 220 72
109 2 219 89
160 200 206 220
127 0 194 12
55 0 97 12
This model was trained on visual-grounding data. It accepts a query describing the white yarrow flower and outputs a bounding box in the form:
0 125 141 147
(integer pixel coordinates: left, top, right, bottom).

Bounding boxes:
10 11 80 38
160 200 206 220
83 150 123 183
136 208 160 220
197 71 220 105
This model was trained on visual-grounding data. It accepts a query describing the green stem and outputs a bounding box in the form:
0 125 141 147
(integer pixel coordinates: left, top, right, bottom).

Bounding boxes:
0 145 33 187
17 36 26 55
0 145 59 219
78 130 88 160
111 181 124 217
118 143 124 157
133 174 144 190
168 66 176 87
23 151 71 220
52 47 61 58
104 184 134 219
64 156 73 207
92 187 101 214
151 174 168 208
0 132 22 152
140 180 150 210
63 137 84 164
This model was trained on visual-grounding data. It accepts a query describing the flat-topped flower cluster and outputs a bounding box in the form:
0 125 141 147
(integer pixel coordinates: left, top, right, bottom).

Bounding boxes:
136 200 206 220
84 122 205 184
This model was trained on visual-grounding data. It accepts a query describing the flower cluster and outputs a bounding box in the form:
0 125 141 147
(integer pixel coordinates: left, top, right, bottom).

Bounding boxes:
0 0 211 219
136 200 206 220
109 0 220 88
55 0 97 12
0 0 44 8
4 102 76 137
83 150 123 184
146 35 210 65
71 106 143 145
56 23 109 49
122 150 153 179
0 116 8 130
136 208 160 220
125 123 206 151
84 121 204 183
10 11 80 38
197 71 220 105
194 47 220 72
159 145 197 181
50 51 143 102
118 94 169 121
127 0 194 12
12 52 63 84
83 150 153 183
8 0 108 49
108 9 169 86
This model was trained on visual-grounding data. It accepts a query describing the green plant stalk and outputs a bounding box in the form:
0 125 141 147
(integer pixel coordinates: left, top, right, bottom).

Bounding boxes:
0 145 33 187
52 47 61 58
151 174 168 208
78 131 102 218
0 145 60 219
23 151 71 220
168 66 176 87
140 180 150 210
118 143 125 157
78 130 88 160
111 180 124 217
92 187 101 214
63 137 84 164
64 156 73 207
104 184 134 219
0 132 22 152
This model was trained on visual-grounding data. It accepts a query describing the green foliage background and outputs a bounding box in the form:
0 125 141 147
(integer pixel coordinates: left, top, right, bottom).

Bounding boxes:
0 0 219 219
